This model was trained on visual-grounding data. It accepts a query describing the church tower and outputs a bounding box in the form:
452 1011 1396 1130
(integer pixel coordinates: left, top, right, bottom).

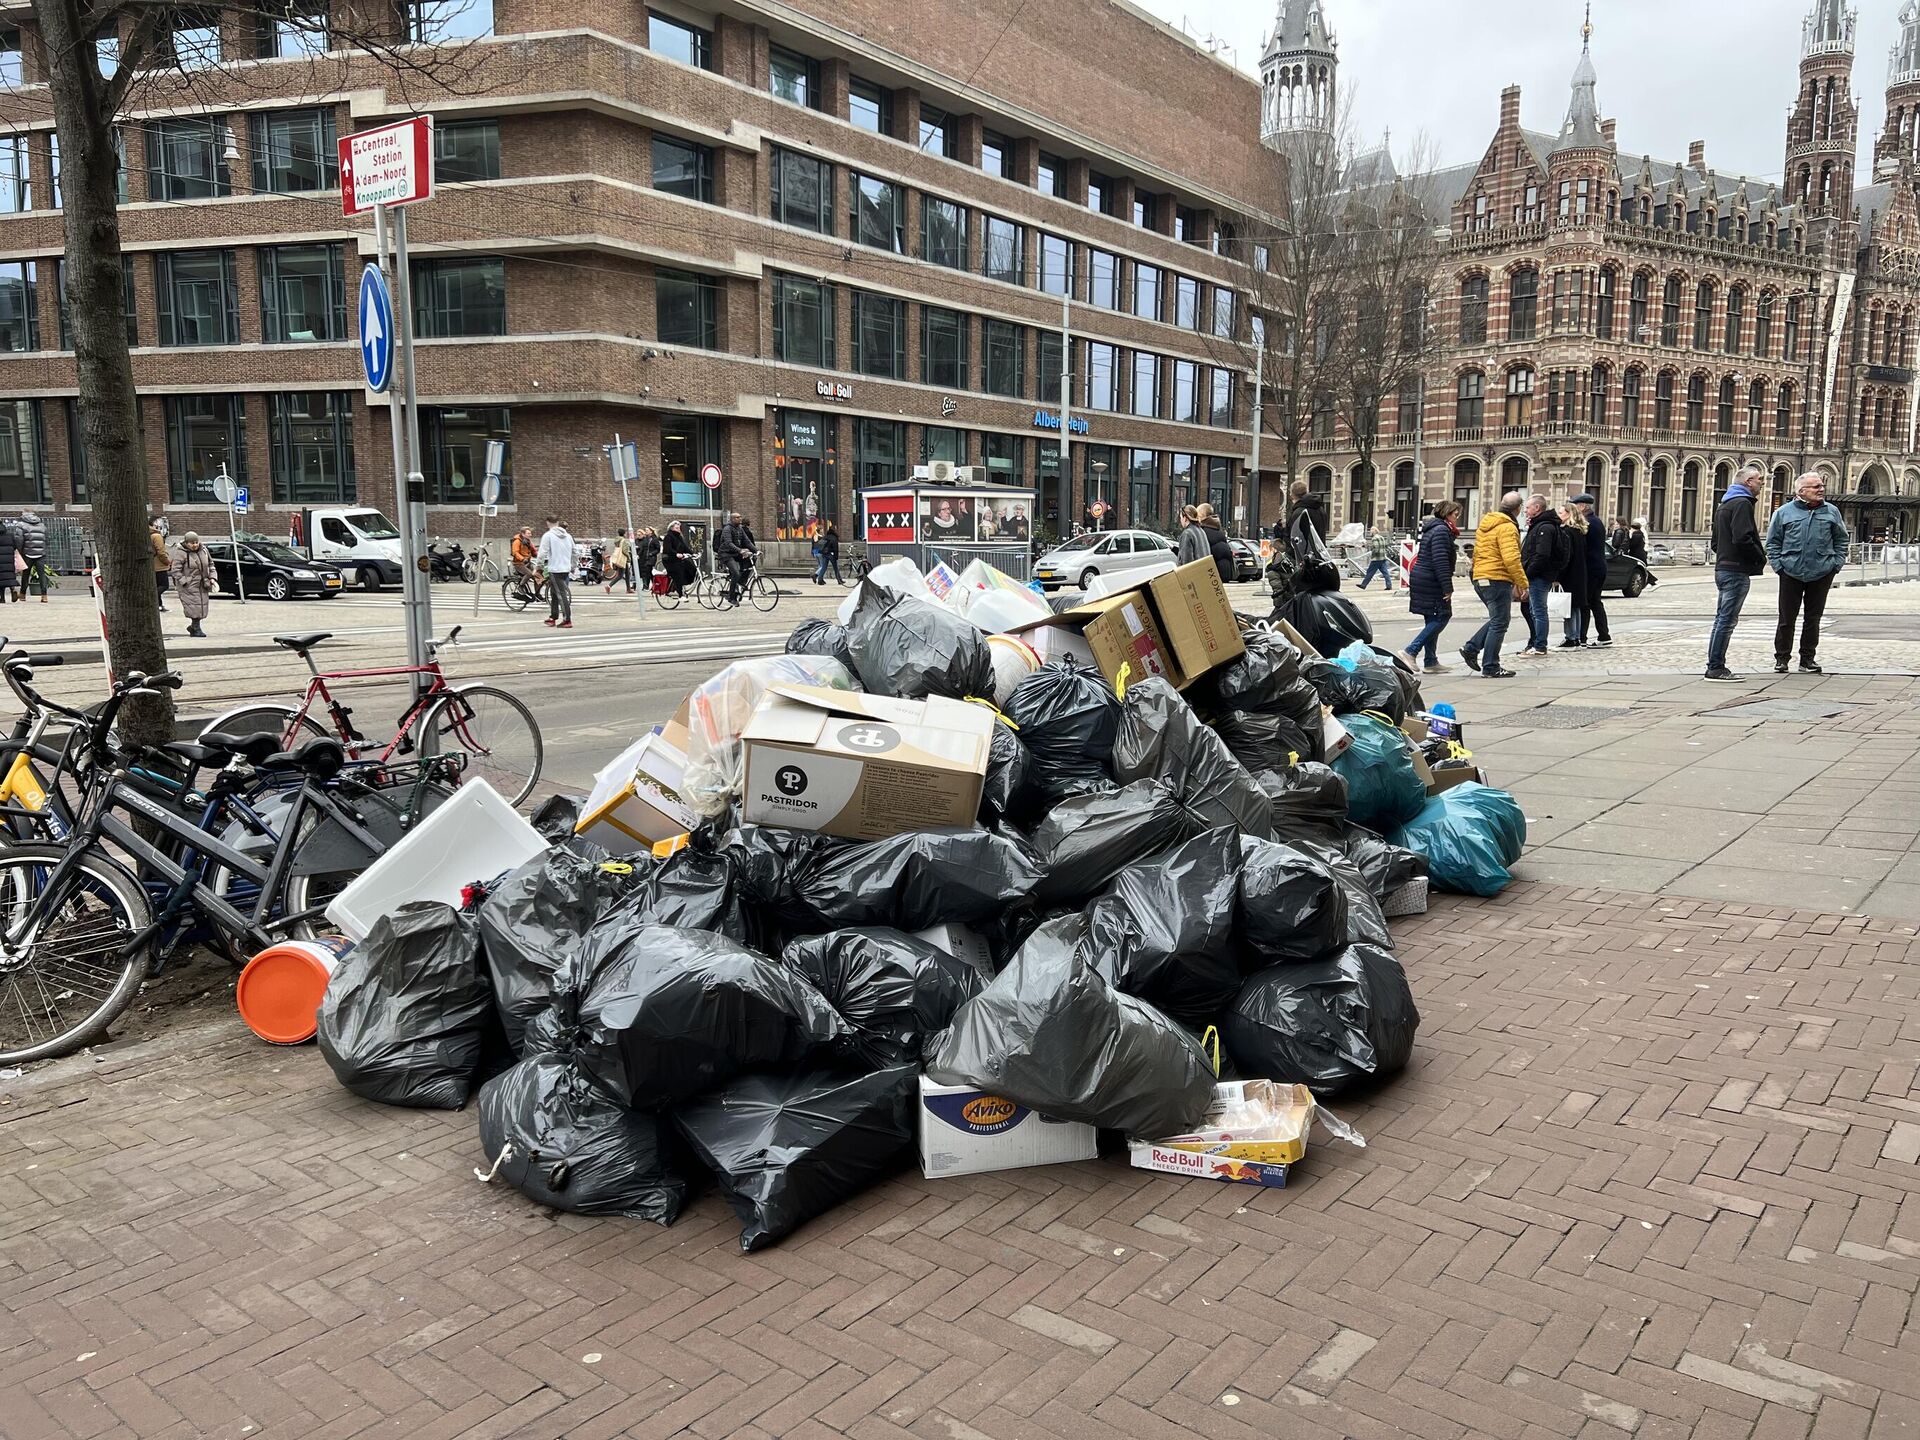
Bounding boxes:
1783 0 1859 217
1260 0 1337 154
1874 1 1920 177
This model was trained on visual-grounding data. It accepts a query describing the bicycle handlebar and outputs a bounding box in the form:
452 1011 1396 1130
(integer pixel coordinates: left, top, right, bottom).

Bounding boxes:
427 625 463 655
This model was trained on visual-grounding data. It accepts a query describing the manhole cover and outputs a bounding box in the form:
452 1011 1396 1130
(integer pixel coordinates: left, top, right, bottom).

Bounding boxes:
1480 705 1634 729
1703 697 1864 721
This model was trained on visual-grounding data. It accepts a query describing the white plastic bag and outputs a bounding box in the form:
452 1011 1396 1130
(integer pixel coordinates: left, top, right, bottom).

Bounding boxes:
679 654 858 817
836 556 929 624
1547 586 1573 622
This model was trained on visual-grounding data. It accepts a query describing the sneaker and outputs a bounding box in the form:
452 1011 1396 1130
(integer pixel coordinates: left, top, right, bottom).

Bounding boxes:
1423 662 1451 674
560 620 574 629
1558 638 1585 649
1798 661 1822 673
1458 649 1481 671
1589 637 1613 648
1773 660 1789 674
1704 667 1744 682
1482 668 1518 678
1517 648 1546 658
543 618 556 627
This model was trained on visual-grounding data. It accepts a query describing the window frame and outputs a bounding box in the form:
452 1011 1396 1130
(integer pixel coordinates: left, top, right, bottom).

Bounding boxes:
771 273 835 368
1459 274 1488 345
849 172 905 253
258 242 346 344
1507 267 1538 342
1037 232 1072 298
1133 262 1162 322
648 13 712 69
918 194 968 270
981 214 1024 285
652 133 715 204
655 267 719 350
1130 350 1160 418
434 119 500 182
849 78 891 135
165 393 246 505
1455 370 1485 430
154 249 238 347
267 391 357 505
1085 341 1119 411
1088 248 1120 310
982 318 1025 398
769 46 821 110
410 255 506 339
851 291 906 379
251 107 339 194
917 104 955 158
770 148 833 234
920 305 968 389
145 116 229 202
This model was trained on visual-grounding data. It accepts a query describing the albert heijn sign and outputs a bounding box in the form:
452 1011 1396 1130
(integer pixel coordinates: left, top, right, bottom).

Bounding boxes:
338 116 435 217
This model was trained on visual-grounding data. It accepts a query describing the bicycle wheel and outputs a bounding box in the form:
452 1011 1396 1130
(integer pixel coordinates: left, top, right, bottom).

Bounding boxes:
199 705 327 749
655 581 684 611
423 685 543 807
748 575 780 613
281 778 457 939
0 844 153 1065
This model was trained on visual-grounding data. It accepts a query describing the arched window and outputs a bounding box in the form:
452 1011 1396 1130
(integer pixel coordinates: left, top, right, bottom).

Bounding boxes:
1649 458 1669 530
1693 280 1716 349
1508 267 1539 341
1392 460 1418 530
1866 305 1882 362
1771 464 1790 510
1629 271 1651 340
1875 393 1888 437
1458 274 1489 344
1859 390 1872 436
1661 275 1683 345
1776 381 1795 439
1724 284 1745 354
1685 373 1706 431
1621 366 1643 427
1713 460 1733 506
1455 370 1485 430
1585 455 1605 494
1717 376 1736 434
1452 458 1482 518
1680 460 1702 532
1754 290 1775 357
1655 370 1676 428
1747 378 1766 434
1785 295 1802 359
1616 456 1638 522
1596 267 1617 340
1902 309 1914 366
1504 366 1534 428
1589 365 1610 425
1500 455 1529 491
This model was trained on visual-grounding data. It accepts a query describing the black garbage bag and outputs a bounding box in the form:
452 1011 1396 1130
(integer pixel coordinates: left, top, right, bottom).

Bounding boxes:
730 826 1042 934
1213 709 1319 772
785 617 858 673
317 903 503 1109
481 848 648 1055
1110 678 1271 838
1086 828 1243 1026
532 925 854 1108
1006 660 1120 803
1303 655 1406 723
1236 835 1349 966
1222 945 1419 1098
1258 762 1350 844
1283 591 1373 659
1292 841 1393 949
676 1064 918 1252
1332 714 1428 831
980 718 1034 826
1339 824 1429 899
1200 628 1310 712
844 581 993 700
926 915 1215 1136
531 793 585 844
1364 646 1425 718
782 927 984 1067
1026 778 1200 907
609 833 762 948
476 1053 690 1223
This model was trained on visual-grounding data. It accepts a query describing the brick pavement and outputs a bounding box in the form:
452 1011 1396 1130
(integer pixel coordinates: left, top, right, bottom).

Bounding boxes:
8 884 1920 1439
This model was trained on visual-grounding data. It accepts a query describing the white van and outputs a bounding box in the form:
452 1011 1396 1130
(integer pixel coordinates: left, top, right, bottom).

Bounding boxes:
290 508 404 591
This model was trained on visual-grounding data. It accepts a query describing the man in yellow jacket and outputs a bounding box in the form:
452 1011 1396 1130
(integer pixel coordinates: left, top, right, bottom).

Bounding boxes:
1458 491 1530 678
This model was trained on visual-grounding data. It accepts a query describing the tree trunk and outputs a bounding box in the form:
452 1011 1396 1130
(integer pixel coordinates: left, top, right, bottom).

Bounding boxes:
37 0 172 744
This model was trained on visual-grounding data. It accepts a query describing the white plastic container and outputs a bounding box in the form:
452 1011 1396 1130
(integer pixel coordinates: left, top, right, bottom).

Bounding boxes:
324 779 545 941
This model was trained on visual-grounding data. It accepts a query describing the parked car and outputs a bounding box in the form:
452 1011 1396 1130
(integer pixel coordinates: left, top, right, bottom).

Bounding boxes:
1031 529 1177 590
202 540 346 600
1227 538 1263 583
1604 549 1654 598
1646 542 1675 566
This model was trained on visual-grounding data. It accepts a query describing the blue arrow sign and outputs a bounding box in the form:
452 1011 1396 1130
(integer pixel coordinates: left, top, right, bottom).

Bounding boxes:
358 264 394 393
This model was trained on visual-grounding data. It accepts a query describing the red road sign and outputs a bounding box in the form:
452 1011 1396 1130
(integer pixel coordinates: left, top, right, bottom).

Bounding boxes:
339 116 434 216
700 463 724 491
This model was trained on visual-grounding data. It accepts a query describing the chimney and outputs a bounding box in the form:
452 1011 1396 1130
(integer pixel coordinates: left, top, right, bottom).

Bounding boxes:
1688 139 1706 172
1601 118 1616 146
1500 85 1521 128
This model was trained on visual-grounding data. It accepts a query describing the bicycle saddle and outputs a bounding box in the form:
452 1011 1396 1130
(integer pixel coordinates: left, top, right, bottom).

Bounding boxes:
197 731 283 763
260 736 347 780
273 632 333 651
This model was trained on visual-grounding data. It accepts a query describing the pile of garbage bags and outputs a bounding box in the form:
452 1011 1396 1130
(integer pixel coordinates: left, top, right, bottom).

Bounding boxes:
314 558 1529 1251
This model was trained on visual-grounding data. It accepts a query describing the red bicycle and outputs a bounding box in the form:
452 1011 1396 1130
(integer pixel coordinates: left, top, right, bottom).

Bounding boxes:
199 626 543 807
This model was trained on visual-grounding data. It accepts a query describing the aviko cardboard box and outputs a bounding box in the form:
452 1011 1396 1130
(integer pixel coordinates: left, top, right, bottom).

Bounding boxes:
740 684 994 840
919 1078 1099 1178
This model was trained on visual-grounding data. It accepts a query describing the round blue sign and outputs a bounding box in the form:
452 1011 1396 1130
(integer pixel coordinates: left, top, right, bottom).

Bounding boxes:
358 264 394 394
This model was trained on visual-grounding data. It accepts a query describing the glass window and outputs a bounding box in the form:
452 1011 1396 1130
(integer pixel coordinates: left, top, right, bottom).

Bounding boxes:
253 108 338 194
1661 275 1682 346
1455 371 1484 429
1134 263 1162 321
0 137 27 213
850 174 904 252
155 250 237 346
1588 366 1609 424
0 400 45 506
1133 194 1151 227
1038 153 1062 196
852 292 905 378
1176 206 1202 244
146 117 229 201
421 405 510 504
1784 296 1801 359
1684 373 1705 431
772 275 834 367
983 319 1024 397
0 27 20 86
981 132 1007 178
1037 331 1062 404
95 24 119 77
166 395 244 505
1205 456 1231 513
1693 281 1715 349
1629 271 1650 339
1504 368 1534 427
260 244 345 343
0 262 36 354
1211 286 1234 339
1595 267 1615 340
1776 382 1795 438
1085 341 1118 411
1508 267 1538 341
921 426 964 464
1550 270 1586 333
854 418 904 491
982 215 1023 284
1088 173 1113 214
1717 376 1735 432
405 0 492 43
649 14 711 69
982 433 1023 483
771 149 832 234
1724 285 1745 354
850 79 890 135
1398 378 1421 433
1171 360 1198 423
1038 233 1072 297
435 120 499 182
653 135 714 203
656 269 718 349
1174 275 1199 329
1208 368 1233 427
269 392 355 504
1747 378 1765 434
658 416 721 509
1754 291 1774 357
1254 243 1270 271
1169 452 1195 512
922 306 967 389
1622 367 1641 427
770 47 819 109
411 256 505 338
170 9 221 67
1654 370 1675 428
64 400 87 503
262 0 329 57
48 133 59 208
1130 351 1159 418
918 105 953 158
1089 249 1119 310
1459 274 1488 344
1129 449 1159 523
920 195 967 269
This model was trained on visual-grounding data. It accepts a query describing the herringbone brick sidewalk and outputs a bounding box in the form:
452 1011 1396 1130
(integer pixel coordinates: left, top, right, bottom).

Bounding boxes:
5 884 1920 1439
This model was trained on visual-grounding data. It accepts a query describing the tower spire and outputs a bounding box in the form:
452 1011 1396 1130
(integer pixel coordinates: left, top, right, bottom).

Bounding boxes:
1875 1 1920 176
1785 0 1858 217
1552 5 1604 153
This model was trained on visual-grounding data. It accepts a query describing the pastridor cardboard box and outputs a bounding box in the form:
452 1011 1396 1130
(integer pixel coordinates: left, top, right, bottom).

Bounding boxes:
740 684 993 841
919 1078 1098 1178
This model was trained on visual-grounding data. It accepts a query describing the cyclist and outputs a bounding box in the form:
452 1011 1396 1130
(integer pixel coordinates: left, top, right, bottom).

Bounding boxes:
509 524 536 578
536 514 575 629
715 511 758 607
662 520 696 596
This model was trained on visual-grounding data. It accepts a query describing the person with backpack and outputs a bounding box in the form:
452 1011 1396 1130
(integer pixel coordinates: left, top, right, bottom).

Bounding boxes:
1517 494 1567 658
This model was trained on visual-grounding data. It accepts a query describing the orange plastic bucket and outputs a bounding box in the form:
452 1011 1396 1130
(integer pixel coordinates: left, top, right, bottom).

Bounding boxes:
236 937 352 1045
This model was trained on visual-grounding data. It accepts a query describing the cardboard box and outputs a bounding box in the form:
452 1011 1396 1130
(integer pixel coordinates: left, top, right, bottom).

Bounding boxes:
575 729 696 853
740 684 993 840
914 923 996 979
1076 590 1183 688
1271 617 1322 659
919 1078 1098 1178
1128 1142 1291 1187
1145 558 1245 680
1427 762 1487 796
1127 1080 1314 1188
1009 557 1244 692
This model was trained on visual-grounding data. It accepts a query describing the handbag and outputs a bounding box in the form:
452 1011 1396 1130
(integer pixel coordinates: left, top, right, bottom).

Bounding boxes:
11 552 22 575
1547 585 1573 622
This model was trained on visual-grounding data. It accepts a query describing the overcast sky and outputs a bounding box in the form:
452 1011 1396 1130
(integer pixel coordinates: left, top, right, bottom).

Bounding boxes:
1132 0 1906 185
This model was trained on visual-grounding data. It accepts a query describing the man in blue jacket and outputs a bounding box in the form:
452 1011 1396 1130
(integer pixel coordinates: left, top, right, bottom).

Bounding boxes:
1765 472 1850 674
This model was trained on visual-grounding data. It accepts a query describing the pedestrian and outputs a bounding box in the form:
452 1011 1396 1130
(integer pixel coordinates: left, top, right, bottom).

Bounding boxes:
150 518 172 611
1517 494 1567 658
1571 493 1613 649
1195 503 1234 585
603 528 631 595
1557 504 1590 648
1358 524 1397 589
634 527 662 593
536 513 575 628
662 520 696 595
1403 500 1461 673
714 511 757 605
1705 461 1768 681
1286 479 1337 592
814 521 843 585
1459 490 1528 678
0 516 17 606
1626 521 1649 562
1766 471 1850 674
1609 515 1632 553
14 511 45 603
1175 504 1207 566
170 531 216 638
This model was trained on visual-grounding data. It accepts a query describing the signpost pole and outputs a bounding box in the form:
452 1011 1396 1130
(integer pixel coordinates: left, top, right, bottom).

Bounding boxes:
390 205 433 695
472 439 504 618
1058 293 1072 538
612 434 643 625
373 205 417 663
213 467 245 603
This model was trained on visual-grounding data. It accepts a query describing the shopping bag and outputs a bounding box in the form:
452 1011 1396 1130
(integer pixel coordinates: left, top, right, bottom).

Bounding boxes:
1547 586 1573 622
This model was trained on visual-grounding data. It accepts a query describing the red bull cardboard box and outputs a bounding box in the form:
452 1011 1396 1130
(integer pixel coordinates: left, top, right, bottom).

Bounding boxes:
1127 1080 1314 1188
919 1077 1098 1178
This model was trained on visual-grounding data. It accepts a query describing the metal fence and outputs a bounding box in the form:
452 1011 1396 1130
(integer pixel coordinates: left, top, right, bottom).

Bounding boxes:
1842 543 1920 583
866 542 1032 583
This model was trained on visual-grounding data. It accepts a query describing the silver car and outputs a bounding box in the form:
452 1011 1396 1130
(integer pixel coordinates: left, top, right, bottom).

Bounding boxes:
1032 529 1178 591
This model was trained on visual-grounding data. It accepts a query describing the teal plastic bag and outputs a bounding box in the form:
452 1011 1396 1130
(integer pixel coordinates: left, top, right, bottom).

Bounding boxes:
1331 713 1426 830
1389 783 1526 897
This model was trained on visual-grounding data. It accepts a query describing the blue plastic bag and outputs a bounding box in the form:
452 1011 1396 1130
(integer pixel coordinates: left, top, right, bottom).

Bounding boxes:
1389 783 1526 897
1335 640 1373 672
1331 714 1426 830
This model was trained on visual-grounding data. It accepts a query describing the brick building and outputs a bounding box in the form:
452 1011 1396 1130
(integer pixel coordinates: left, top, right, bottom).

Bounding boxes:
0 0 1288 559
1274 0 1920 544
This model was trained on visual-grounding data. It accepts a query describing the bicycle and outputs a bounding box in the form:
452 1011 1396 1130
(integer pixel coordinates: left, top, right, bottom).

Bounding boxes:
199 626 544 807
711 559 780 614
472 544 505 585
0 669 461 1064
0 644 84 844
501 565 546 613
653 562 698 611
